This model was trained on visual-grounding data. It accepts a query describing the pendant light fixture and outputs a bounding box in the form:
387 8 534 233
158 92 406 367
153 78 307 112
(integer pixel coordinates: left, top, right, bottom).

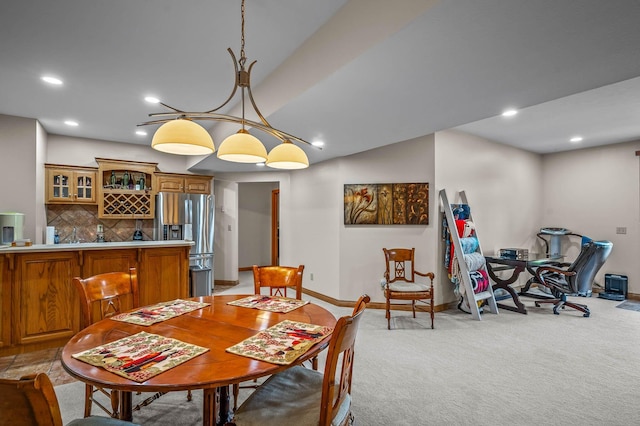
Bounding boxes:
140 0 314 169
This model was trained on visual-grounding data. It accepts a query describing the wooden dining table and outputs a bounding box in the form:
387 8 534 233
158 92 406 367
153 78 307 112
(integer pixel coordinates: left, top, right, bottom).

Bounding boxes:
61 294 337 426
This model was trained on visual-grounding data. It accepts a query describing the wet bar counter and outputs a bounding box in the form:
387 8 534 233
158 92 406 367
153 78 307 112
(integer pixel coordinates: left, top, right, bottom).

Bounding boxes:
0 240 193 356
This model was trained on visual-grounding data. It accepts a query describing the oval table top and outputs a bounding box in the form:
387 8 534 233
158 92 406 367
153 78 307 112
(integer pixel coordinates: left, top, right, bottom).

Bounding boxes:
61 294 337 393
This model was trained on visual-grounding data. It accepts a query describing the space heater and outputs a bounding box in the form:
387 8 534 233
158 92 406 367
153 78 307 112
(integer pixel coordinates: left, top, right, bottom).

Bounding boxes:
598 274 628 301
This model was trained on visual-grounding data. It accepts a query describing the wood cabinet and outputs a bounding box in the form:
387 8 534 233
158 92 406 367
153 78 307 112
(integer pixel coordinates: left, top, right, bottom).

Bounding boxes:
96 158 157 219
82 249 137 275
45 164 97 204
155 172 212 194
0 243 191 356
13 252 81 346
138 246 190 306
0 255 9 348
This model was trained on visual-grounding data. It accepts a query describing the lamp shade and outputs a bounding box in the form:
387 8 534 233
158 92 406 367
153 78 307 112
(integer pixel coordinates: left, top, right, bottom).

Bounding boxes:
217 129 268 163
266 141 309 169
151 119 215 155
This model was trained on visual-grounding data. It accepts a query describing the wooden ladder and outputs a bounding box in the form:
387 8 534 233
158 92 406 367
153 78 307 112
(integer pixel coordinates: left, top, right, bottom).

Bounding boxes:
440 189 499 320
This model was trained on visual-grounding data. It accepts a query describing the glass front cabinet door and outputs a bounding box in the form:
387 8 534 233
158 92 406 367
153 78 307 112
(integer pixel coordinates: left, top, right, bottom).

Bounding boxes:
46 165 97 204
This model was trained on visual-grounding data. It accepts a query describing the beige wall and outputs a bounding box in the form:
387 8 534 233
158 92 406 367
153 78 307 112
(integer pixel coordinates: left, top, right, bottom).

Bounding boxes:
434 130 544 303
4 111 637 300
541 140 640 293
47 134 195 172
0 114 40 242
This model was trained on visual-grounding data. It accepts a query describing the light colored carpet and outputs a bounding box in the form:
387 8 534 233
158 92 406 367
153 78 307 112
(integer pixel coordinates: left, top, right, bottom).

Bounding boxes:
56 277 640 425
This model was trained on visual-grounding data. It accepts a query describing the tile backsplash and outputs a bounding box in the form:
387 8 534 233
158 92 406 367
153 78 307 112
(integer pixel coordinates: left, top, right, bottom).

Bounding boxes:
46 205 154 243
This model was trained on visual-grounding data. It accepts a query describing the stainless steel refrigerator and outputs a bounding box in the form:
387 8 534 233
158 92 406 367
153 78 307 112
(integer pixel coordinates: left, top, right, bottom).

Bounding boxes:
154 192 215 296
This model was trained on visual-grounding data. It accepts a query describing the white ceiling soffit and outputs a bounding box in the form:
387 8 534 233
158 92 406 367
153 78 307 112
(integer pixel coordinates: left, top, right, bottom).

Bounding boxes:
1 0 640 174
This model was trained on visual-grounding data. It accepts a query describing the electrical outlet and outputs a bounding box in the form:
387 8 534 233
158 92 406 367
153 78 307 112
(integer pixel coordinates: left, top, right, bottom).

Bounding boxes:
310 273 314 281
616 227 627 234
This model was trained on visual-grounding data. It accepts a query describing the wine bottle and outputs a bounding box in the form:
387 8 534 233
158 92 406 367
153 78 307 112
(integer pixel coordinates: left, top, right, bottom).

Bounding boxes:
110 171 116 186
139 174 145 190
122 171 129 188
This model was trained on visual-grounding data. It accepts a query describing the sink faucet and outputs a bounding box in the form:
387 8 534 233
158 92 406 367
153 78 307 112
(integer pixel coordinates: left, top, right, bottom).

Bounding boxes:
70 227 79 244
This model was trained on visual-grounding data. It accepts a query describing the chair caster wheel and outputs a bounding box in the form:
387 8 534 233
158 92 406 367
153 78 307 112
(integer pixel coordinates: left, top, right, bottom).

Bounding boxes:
534 302 540 307
583 313 590 318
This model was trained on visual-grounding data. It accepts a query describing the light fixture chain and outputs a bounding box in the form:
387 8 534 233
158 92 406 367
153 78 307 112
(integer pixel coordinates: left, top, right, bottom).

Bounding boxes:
239 0 246 69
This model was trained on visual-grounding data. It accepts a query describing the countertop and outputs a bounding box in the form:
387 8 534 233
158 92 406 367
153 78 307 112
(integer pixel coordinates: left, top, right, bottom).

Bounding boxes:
0 240 194 253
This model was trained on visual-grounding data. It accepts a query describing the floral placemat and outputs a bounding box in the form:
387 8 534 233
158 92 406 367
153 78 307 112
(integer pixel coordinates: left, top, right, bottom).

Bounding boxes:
110 299 209 326
226 320 332 365
227 295 309 313
72 331 208 382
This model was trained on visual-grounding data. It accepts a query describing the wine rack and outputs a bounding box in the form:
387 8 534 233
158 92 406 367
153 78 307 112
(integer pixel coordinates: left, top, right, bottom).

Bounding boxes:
96 158 158 219
101 190 153 218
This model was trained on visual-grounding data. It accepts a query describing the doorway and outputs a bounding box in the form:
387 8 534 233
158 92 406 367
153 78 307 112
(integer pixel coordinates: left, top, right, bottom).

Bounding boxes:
237 182 279 270
271 189 279 265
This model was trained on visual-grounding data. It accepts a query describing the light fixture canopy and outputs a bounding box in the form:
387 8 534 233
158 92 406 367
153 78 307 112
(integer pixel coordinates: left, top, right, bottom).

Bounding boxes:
140 0 318 166
151 118 215 155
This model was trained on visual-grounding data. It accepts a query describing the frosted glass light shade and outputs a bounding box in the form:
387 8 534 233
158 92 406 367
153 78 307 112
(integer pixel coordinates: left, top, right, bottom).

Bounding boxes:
266 141 309 169
217 129 268 163
151 119 215 155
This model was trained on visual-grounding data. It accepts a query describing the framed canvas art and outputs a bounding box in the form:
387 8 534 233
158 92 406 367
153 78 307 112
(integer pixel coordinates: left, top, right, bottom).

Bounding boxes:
344 182 428 225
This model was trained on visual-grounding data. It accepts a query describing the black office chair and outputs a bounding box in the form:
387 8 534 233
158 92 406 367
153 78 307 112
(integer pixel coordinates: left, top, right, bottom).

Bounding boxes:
534 240 613 317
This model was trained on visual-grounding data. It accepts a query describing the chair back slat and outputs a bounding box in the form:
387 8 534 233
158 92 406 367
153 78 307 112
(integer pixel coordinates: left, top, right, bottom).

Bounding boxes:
384 248 416 283
320 294 370 426
253 265 304 299
0 373 63 426
73 267 139 328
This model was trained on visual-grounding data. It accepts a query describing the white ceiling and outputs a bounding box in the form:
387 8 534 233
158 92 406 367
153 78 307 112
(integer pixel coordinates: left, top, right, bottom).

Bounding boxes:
2 0 640 173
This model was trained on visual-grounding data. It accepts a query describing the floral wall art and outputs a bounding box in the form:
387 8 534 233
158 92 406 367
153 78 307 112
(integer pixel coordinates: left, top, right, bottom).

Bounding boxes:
343 183 429 225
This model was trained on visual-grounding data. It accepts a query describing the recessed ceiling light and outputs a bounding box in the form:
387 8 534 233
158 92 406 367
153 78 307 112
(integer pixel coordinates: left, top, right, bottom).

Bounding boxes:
41 75 63 85
570 136 583 143
64 120 79 127
144 96 160 104
136 130 148 136
501 109 518 117
311 140 325 147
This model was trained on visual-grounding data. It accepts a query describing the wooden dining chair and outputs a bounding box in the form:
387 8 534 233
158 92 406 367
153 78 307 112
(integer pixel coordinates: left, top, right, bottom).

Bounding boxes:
252 265 304 300
232 264 306 411
72 267 140 418
0 372 138 426
383 248 435 330
231 294 370 426
73 267 192 418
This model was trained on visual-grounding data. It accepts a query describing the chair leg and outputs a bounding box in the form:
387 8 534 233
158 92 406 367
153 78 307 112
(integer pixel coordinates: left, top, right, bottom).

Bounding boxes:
187 390 192 401
430 306 434 330
110 389 119 418
535 296 590 317
386 297 391 330
412 300 416 318
84 384 93 417
233 384 239 411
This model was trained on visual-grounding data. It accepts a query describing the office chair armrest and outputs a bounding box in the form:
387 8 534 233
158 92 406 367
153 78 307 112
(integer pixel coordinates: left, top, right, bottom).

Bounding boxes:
535 265 576 282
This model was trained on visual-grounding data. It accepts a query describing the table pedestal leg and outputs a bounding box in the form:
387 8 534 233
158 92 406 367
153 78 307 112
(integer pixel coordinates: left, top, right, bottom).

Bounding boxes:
217 385 232 425
203 388 217 426
119 391 133 421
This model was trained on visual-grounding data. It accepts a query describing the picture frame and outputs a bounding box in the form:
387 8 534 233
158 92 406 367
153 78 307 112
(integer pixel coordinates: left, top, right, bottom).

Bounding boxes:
343 182 429 225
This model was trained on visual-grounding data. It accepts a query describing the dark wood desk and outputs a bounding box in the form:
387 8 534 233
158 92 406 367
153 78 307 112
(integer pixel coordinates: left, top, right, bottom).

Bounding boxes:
485 255 563 314
61 294 337 426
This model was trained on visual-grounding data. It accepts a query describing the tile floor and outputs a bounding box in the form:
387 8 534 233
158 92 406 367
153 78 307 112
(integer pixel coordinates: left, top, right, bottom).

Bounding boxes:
0 346 77 386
